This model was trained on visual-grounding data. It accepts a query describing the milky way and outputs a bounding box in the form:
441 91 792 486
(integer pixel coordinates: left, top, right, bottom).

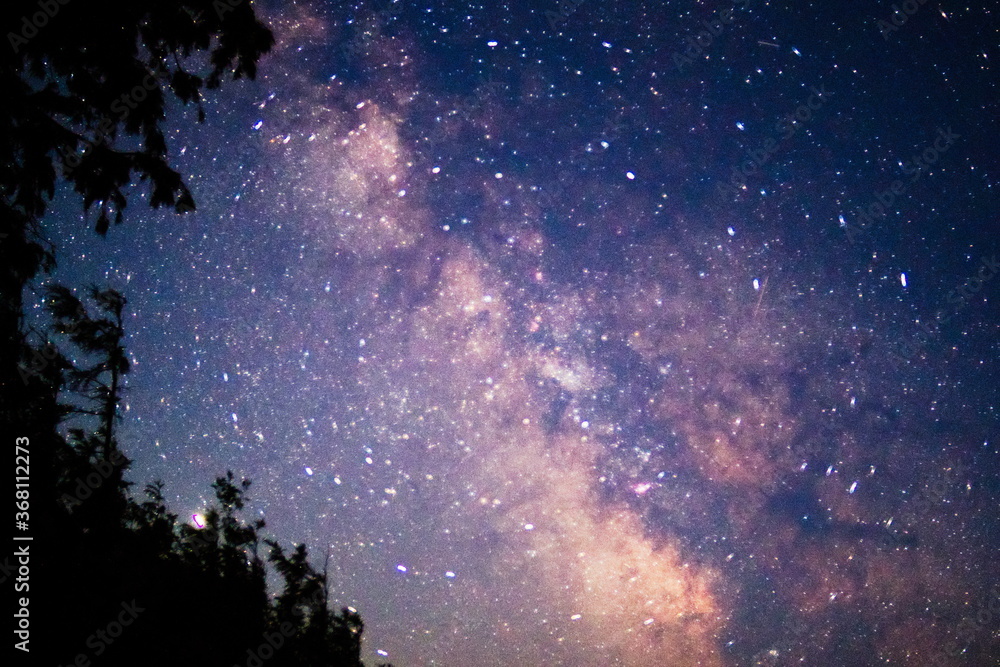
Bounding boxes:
45 0 999 664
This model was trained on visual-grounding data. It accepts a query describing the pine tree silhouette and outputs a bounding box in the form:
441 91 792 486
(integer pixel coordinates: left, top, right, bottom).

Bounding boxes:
33 288 383 666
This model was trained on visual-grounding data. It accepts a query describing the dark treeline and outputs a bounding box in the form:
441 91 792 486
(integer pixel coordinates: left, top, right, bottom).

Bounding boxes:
33 287 386 666
1 2 390 665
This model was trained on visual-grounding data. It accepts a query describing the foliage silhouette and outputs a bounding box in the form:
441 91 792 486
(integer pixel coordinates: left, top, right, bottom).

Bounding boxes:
35 288 386 666
1 3 394 664
1 0 273 440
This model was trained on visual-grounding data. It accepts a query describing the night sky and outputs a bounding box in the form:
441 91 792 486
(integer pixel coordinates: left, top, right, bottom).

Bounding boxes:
37 0 999 664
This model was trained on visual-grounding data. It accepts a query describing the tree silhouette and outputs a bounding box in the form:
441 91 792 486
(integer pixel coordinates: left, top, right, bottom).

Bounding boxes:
28 286 386 665
29 285 386 667
0 3 273 660
1 0 274 440
1 5 393 663
266 540 367 667
37 299 381 663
